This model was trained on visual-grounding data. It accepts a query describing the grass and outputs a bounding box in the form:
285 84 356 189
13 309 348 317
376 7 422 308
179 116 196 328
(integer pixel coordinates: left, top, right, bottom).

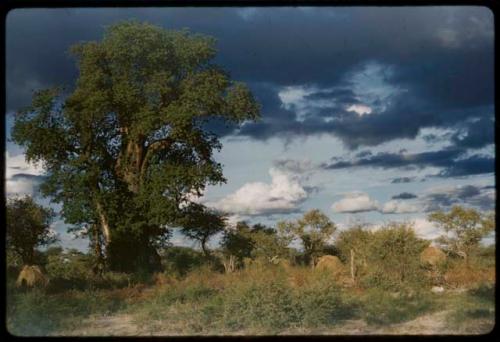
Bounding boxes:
444 283 495 334
6 262 496 336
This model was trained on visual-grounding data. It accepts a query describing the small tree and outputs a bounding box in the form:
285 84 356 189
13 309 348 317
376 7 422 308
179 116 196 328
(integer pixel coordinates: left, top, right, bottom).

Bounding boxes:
6 195 57 265
428 205 495 264
220 221 255 267
277 209 336 267
336 223 372 283
179 203 226 258
249 225 291 263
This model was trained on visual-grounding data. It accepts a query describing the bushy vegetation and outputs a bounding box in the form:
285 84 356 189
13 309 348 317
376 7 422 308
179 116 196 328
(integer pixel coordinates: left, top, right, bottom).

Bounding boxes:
6 204 495 335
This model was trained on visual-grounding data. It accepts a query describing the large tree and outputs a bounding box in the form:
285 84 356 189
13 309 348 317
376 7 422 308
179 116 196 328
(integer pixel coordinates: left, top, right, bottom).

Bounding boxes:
6 195 58 266
11 21 260 272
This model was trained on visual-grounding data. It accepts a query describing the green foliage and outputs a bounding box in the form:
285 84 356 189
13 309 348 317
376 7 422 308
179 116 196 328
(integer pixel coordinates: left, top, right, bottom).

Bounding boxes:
46 249 92 280
223 278 296 330
336 223 372 280
361 222 429 291
277 209 336 266
220 221 255 264
6 195 57 265
161 246 207 277
445 283 495 333
220 221 291 268
11 20 260 273
178 204 226 257
7 288 126 336
428 206 495 260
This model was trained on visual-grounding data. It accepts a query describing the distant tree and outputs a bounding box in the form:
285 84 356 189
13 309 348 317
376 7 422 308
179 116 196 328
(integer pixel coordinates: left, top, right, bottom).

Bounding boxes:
178 203 226 258
249 224 291 263
428 206 495 264
336 223 372 283
6 196 57 265
220 221 255 264
277 209 336 267
11 21 260 273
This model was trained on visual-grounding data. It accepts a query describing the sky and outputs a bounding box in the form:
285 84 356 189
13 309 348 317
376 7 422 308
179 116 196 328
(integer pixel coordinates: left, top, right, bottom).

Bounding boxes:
5 6 495 251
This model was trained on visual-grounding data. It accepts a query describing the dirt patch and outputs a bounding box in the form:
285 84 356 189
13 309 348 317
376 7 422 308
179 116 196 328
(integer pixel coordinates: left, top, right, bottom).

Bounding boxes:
53 308 492 336
54 314 141 336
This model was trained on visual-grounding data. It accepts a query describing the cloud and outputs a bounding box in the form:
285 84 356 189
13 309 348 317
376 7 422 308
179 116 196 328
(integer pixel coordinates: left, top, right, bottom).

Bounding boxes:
272 158 316 176
391 177 415 184
392 192 418 200
208 168 308 216
450 117 494 150
346 104 372 116
5 151 45 197
331 192 380 213
381 200 420 214
322 148 494 178
422 184 495 212
412 218 443 240
7 8 493 153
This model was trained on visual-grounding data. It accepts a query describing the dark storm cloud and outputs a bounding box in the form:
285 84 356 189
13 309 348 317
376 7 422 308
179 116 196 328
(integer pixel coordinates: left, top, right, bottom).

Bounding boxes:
322 148 495 178
423 185 495 212
6 7 494 153
322 149 462 170
392 192 418 200
450 117 495 150
391 177 415 184
437 154 495 177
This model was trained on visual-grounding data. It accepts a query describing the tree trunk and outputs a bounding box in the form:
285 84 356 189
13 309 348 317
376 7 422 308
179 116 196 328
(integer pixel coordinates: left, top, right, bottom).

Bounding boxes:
223 255 236 273
201 239 210 258
95 200 112 244
118 138 145 194
91 223 105 276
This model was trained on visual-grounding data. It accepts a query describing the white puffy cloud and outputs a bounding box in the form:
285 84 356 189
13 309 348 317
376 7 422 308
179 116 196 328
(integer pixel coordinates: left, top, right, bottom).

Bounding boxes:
381 200 420 214
209 168 308 216
332 192 422 215
5 151 45 197
412 218 444 240
331 192 380 213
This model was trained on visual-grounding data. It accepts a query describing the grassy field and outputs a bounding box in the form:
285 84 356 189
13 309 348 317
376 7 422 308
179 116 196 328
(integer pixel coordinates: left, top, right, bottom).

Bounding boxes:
6 259 495 336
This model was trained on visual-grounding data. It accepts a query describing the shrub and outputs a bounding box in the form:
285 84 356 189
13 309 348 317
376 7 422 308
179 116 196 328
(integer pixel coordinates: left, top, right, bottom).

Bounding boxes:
161 246 207 277
222 275 296 331
294 273 349 326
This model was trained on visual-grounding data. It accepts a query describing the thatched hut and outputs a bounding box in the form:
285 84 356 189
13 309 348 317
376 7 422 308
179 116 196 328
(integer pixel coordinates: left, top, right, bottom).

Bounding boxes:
420 246 446 266
16 265 49 288
315 255 344 275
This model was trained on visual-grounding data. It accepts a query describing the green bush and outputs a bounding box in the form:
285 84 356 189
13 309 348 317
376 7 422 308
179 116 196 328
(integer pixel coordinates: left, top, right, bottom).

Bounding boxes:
222 276 296 330
89 272 132 289
295 274 349 326
161 246 207 277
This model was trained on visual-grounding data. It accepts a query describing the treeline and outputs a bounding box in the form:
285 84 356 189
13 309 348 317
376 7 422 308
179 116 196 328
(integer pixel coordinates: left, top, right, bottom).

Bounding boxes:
7 194 495 293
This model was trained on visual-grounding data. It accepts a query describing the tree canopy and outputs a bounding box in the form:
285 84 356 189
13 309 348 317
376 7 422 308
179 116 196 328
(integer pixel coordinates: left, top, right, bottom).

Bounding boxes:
428 205 494 261
277 209 336 267
11 21 260 272
6 195 57 265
